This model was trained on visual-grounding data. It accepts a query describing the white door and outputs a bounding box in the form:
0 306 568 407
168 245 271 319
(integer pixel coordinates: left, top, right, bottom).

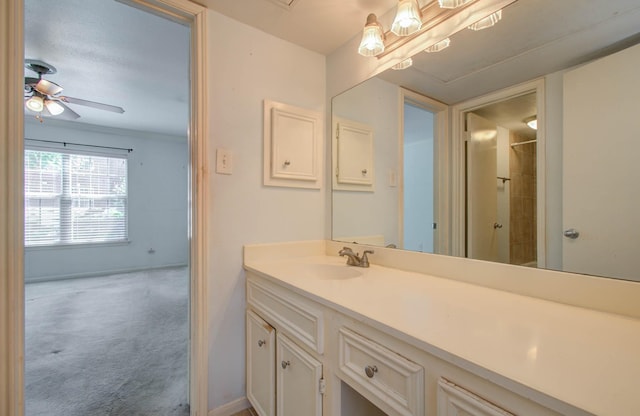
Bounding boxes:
246 311 276 416
276 333 323 416
466 113 500 262
562 43 640 281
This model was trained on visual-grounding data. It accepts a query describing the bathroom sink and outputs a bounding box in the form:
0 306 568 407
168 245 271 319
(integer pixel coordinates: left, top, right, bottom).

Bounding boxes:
301 263 363 280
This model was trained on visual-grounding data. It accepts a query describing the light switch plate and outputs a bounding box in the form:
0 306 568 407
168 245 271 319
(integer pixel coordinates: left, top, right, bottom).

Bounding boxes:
216 148 233 174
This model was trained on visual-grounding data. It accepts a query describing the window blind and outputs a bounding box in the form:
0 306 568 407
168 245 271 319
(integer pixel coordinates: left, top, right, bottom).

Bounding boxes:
24 148 128 246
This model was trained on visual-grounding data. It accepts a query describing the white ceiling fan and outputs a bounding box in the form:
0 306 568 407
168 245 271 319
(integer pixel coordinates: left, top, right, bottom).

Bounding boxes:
24 59 125 122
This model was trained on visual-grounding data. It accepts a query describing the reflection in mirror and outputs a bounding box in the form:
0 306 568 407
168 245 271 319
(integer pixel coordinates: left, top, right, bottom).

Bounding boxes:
331 0 640 282
466 92 537 267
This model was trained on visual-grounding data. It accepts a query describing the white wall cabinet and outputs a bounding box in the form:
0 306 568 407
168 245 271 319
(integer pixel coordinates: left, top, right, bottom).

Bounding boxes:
263 99 323 189
332 117 375 191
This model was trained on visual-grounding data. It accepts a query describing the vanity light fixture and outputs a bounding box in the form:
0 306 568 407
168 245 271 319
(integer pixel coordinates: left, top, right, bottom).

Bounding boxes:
438 0 472 8
357 1 512 59
425 37 451 53
392 57 413 70
358 13 386 57
524 116 537 130
468 9 502 31
391 0 422 36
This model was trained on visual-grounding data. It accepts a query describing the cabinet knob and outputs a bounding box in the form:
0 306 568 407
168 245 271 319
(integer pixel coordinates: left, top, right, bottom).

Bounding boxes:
364 365 378 378
283 160 291 167
257 340 265 347
361 169 368 175
281 360 291 369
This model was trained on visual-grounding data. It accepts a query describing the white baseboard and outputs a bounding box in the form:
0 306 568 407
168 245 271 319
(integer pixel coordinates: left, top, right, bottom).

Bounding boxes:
208 397 251 416
24 263 188 284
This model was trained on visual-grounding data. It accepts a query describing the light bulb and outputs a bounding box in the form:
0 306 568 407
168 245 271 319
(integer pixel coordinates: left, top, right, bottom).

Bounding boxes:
425 38 451 53
468 10 502 31
45 100 65 116
438 0 472 8
392 58 413 70
358 14 385 57
26 96 44 112
391 0 422 36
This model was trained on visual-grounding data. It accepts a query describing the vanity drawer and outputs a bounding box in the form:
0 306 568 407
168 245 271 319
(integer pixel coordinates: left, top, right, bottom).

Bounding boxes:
247 276 324 354
437 378 515 416
338 327 424 416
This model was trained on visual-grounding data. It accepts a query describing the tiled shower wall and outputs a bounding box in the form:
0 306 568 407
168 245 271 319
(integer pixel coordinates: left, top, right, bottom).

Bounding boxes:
509 132 537 265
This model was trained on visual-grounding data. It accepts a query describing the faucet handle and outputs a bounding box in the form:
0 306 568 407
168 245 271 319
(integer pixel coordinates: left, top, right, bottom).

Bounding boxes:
361 250 374 267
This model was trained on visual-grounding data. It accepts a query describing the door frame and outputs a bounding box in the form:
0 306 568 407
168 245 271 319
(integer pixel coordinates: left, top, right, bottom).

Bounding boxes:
450 79 546 266
398 89 448 253
0 0 209 415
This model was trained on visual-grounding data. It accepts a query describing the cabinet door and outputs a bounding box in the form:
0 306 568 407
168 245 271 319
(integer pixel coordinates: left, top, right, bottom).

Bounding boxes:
276 332 323 416
247 310 276 416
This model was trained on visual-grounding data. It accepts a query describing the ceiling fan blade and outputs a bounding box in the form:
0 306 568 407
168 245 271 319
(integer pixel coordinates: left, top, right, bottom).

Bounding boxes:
35 79 63 96
53 101 81 120
60 96 125 114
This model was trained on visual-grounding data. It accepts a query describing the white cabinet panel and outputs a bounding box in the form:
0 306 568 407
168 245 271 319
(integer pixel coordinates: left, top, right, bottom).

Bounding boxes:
333 117 374 191
437 378 514 416
263 99 323 189
247 310 276 416
276 332 323 416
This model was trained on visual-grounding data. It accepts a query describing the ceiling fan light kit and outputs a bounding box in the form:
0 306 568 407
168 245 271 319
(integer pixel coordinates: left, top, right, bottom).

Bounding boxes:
358 0 506 60
23 59 125 122
25 95 44 112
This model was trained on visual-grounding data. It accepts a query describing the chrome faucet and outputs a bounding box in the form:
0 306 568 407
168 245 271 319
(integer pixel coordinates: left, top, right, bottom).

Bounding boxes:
338 247 374 268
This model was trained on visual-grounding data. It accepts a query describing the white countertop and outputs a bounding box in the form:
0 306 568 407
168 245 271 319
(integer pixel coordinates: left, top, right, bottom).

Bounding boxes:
244 252 640 416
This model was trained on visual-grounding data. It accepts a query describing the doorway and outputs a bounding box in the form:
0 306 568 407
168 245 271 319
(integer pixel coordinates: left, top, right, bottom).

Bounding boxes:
464 91 539 266
1 0 209 414
23 1 191 414
399 89 448 254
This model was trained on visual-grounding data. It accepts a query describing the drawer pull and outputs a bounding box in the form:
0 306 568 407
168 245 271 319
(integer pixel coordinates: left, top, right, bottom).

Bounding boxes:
257 339 266 347
281 360 291 369
365 365 378 378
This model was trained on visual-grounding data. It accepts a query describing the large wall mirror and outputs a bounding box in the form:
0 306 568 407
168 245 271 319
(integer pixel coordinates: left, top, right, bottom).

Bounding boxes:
331 0 640 282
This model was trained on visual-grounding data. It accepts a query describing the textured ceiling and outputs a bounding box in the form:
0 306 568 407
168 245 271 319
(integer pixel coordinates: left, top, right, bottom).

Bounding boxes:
24 0 190 136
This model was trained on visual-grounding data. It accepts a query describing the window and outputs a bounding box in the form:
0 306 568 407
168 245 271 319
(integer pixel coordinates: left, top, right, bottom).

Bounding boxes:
24 148 128 246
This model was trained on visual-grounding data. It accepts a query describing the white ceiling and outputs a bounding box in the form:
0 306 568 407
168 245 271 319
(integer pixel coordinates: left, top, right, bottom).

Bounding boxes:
24 0 191 136
198 0 398 55
23 0 640 136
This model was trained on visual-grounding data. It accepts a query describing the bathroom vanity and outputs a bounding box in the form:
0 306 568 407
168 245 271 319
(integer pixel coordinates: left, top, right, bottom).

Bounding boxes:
244 240 640 416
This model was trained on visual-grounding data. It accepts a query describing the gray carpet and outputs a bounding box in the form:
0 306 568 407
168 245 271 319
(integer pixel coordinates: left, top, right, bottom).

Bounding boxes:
25 267 190 416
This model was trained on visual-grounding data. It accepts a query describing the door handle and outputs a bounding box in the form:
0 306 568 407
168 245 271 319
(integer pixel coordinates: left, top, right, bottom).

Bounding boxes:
563 228 580 239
